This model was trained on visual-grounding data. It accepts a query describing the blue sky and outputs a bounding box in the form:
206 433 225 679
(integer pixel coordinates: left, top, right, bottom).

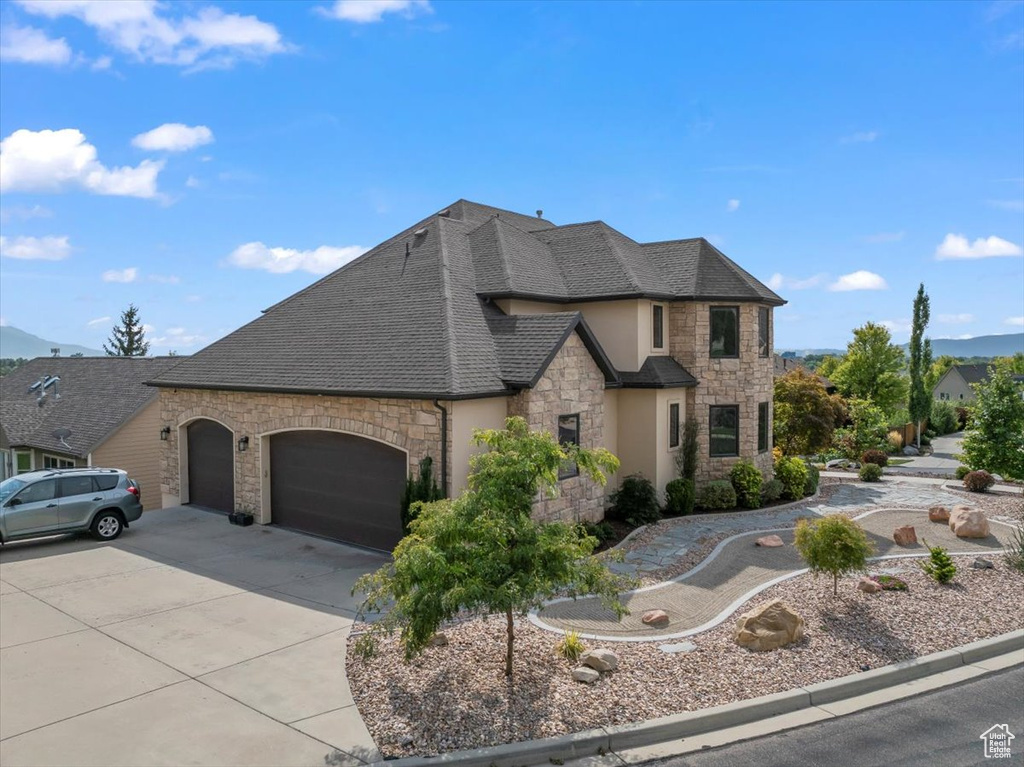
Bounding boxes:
1 0 1022 354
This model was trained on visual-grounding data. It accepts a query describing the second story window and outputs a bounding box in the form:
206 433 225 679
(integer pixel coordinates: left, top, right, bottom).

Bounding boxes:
652 304 665 350
758 307 770 358
710 306 739 358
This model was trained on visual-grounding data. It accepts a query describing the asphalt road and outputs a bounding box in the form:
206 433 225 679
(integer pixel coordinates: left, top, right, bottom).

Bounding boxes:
650 666 1024 767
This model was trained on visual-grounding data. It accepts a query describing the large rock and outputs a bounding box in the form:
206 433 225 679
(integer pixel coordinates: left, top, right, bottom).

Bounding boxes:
903 446 920 456
571 666 600 683
857 577 883 594
929 506 950 523
893 526 917 546
755 535 784 548
947 505 973 529
641 610 669 627
580 648 618 672
426 632 449 647
951 509 990 539
973 557 995 570
733 600 805 652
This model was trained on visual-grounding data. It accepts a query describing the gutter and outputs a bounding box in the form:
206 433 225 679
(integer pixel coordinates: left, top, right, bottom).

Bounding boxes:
432 399 449 497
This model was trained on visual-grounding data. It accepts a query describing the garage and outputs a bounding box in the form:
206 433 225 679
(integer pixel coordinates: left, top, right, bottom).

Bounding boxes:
186 419 234 513
269 430 406 550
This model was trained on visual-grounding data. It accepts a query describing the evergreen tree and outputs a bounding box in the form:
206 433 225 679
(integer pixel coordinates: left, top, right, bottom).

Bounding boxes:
104 304 150 357
908 284 932 448
960 361 1024 480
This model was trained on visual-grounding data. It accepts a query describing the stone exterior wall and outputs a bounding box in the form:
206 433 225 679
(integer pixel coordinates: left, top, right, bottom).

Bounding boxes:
670 301 774 484
159 388 447 520
507 331 608 523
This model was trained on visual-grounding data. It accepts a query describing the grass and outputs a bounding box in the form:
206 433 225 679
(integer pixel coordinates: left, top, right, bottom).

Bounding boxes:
887 458 913 466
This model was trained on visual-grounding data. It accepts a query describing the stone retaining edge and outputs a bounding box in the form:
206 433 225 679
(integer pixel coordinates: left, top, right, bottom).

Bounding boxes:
369 629 1024 767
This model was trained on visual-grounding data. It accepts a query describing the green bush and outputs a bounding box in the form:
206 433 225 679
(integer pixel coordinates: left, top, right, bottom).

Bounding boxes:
664 478 695 516
1005 526 1024 575
794 516 874 595
401 456 443 533
803 462 820 497
861 449 888 467
930 401 959 435
859 463 883 482
583 521 615 544
697 480 737 510
963 470 995 493
609 474 661 527
775 456 809 500
729 460 763 509
955 465 970 480
556 630 587 662
920 433 931 447
761 478 784 503
920 540 956 584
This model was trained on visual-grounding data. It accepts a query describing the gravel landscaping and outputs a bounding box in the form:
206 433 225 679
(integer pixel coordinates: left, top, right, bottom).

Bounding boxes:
348 549 1024 759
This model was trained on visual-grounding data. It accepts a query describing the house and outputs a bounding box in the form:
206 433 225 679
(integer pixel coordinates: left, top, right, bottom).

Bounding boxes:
149 200 784 550
773 354 836 393
933 363 1024 403
0 356 180 510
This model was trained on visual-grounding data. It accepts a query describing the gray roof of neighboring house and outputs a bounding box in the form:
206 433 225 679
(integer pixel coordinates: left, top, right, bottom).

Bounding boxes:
149 200 783 398
947 363 1024 387
1 357 180 458
619 356 698 389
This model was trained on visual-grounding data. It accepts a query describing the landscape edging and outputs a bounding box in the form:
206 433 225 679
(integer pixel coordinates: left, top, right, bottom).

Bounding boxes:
368 629 1024 767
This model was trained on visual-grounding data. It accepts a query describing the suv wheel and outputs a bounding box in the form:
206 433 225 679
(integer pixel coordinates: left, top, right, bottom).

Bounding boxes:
91 511 123 541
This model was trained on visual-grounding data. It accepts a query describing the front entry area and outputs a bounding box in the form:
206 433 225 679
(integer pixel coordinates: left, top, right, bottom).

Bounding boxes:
186 419 234 513
269 430 406 551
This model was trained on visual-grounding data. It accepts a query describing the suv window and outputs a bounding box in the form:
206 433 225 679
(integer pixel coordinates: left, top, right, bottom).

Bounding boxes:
60 476 96 497
94 475 119 491
15 479 57 504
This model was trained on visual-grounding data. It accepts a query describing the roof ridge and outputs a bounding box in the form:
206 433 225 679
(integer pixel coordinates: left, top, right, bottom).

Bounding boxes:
596 221 644 295
699 238 784 303
435 216 461 395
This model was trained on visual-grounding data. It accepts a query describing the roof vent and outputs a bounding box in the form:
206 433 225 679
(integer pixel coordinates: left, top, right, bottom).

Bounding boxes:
439 208 451 218
413 227 428 237
536 209 543 218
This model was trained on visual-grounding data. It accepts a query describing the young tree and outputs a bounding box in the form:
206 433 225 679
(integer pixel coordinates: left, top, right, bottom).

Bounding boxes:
773 368 848 455
959 361 1024 480
794 516 874 596
907 284 933 448
353 417 628 678
104 304 150 357
831 322 907 417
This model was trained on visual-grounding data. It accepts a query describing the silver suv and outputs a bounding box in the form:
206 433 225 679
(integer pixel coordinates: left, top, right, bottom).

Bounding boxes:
0 468 143 543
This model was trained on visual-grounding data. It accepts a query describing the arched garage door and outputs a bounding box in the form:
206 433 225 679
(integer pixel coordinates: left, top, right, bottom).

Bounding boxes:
187 419 234 513
269 431 406 550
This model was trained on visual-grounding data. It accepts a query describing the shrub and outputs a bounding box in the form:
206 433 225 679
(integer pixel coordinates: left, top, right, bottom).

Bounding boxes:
583 521 615 544
556 630 586 662
930 401 959 435
775 456 809 500
609 474 661 527
963 470 995 493
794 516 874 595
920 540 956 584
886 430 904 452
955 406 969 430
761 478 784 503
919 433 931 447
401 456 443 533
869 574 908 591
859 463 883 482
676 416 700 482
1005 526 1024 575
664 478 695 517
955 465 970 480
861 449 889 467
729 460 763 509
697 480 737 510
803 462 820 497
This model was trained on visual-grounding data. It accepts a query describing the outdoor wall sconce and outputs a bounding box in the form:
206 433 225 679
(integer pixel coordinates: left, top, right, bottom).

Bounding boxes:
237 436 249 452
160 426 171 441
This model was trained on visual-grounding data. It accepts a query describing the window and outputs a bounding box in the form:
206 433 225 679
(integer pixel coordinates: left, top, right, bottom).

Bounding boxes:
652 304 665 350
709 307 739 358
558 413 580 479
15 451 32 474
94 475 119 491
758 402 769 453
709 405 739 457
959 394 964 400
60 476 96 497
758 307 770 358
14 479 57 505
43 455 75 470
669 402 681 449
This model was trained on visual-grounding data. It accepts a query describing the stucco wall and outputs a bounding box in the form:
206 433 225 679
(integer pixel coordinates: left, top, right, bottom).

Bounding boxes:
92 399 163 510
613 389 685 501
449 397 508 495
933 371 974 403
507 331 608 523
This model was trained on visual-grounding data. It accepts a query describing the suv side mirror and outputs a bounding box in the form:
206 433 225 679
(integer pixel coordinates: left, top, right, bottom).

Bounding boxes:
7 497 22 507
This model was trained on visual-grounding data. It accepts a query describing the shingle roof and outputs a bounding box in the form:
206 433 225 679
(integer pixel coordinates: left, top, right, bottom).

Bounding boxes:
1 356 179 458
150 199 782 397
953 364 994 385
619 356 698 389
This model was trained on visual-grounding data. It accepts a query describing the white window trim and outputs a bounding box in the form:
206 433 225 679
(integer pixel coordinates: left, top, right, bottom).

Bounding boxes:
667 400 682 451
41 453 75 470
652 302 668 353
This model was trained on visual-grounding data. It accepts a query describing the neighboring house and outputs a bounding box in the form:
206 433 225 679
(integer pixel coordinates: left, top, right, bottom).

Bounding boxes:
933 363 1024 403
773 354 836 393
150 200 784 550
0 356 180 510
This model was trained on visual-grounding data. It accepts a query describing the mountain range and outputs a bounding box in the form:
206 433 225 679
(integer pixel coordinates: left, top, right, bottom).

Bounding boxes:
775 333 1022 360
0 325 103 359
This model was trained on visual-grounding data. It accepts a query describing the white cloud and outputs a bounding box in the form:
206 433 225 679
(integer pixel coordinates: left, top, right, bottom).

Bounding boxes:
935 233 1023 259
185 175 201 188
86 315 110 327
132 123 213 152
1005 316 1024 327
149 325 207 348
766 272 825 291
0 23 72 64
987 199 1024 212
184 294 202 303
880 318 912 334
862 231 905 243
148 274 180 284
840 130 880 144
726 199 740 212
828 270 888 292
15 0 286 70
0 234 71 261
102 267 138 283
320 0 432 23
937 313 975 324
91 55 112 70
0 204 53 222
0 128 163 198
0 317 6 327
227 241 366 275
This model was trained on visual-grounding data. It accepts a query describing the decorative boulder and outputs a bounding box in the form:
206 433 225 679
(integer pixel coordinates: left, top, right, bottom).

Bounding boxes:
903 446 920 456
857 577 883 594
571 666 600 684
929 506 950 523
756 535 785 548
893 526 917 546
580 648 618 672
947 505 973 529
972 557 995 570
641 610 670 627
950 509 990 539
733 600 805 652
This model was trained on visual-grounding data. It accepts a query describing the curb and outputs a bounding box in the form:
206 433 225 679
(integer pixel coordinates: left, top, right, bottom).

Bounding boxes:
370 629 1024 767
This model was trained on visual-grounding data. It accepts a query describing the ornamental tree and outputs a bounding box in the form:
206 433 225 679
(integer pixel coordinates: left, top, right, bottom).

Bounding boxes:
353 416 628 678
773 368 847 455
907 283 933 448
831 322 907 417
794 516 874 596
959 361 1024 480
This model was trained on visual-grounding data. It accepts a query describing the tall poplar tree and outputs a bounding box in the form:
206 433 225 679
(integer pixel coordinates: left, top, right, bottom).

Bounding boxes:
104 304 150 357
908 284 932 448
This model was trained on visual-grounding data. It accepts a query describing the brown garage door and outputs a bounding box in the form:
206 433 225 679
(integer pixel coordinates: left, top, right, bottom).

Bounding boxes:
187 419 234 513
270 430 405 550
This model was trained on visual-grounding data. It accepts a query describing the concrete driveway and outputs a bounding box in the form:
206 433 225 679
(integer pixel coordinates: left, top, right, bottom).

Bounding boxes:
0 506 388 767
888 432 964 475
